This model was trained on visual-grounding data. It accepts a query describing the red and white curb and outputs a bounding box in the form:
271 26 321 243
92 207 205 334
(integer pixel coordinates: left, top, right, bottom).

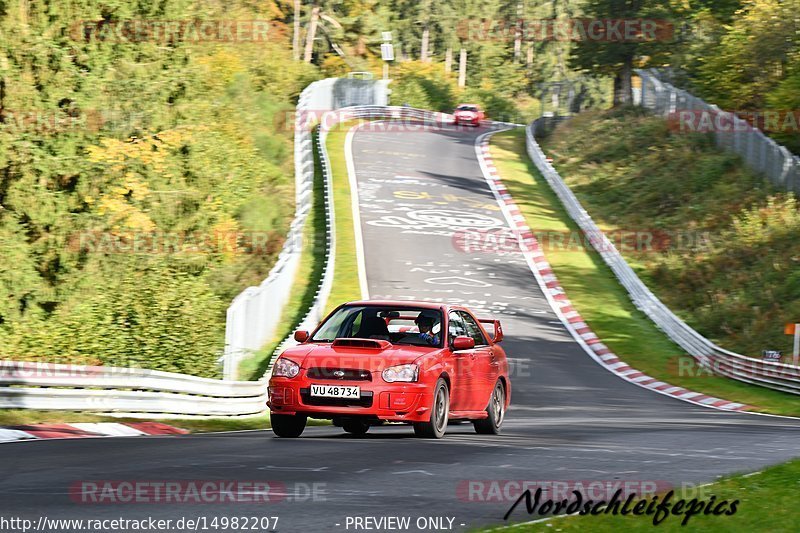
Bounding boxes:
0 422 188 443
475 132 753 413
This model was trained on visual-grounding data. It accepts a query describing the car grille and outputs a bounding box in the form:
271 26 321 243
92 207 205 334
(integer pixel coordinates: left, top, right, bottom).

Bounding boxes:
300 388 374 408
305 368 372 381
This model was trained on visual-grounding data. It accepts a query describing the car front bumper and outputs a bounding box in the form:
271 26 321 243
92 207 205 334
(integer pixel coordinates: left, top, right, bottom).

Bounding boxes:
454 116 480 126
268 377 435 423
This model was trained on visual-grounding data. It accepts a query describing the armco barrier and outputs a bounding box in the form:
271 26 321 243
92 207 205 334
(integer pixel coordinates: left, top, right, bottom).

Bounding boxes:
526 119 800 395
635 69 800 195
0 361 267 417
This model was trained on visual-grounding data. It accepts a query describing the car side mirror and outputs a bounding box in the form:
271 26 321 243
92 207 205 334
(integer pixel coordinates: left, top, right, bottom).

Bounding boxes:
294 330 309 343
452 336 475 351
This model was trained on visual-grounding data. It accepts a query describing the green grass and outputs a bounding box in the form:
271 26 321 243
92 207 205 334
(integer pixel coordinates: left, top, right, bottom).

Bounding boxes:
325 120 366 313
489 128 800 417
539 108 800 360
499 458 800 532
238 129 329 380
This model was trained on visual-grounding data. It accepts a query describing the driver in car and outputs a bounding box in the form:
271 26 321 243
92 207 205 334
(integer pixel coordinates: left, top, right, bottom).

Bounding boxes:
415 311 441 346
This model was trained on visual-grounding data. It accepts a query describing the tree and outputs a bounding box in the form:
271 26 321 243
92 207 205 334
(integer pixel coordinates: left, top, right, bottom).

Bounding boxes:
694 0 800 110
570 0 673 106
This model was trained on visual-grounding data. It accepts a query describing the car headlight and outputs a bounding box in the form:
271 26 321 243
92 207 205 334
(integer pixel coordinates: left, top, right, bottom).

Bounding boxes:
273 358 300 378
382 364 419 383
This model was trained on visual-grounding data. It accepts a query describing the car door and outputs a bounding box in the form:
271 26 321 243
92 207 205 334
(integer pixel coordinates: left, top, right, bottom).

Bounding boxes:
447 311 475 412
458 310 496 411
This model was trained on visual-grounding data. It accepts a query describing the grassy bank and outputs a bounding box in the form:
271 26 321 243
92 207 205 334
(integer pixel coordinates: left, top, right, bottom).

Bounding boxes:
325 121 365 313
540 108 800 360
489 129 800 416
498 458 800 532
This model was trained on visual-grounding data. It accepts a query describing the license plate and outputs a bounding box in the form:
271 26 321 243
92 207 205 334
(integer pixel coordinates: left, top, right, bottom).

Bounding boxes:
310 385 360 399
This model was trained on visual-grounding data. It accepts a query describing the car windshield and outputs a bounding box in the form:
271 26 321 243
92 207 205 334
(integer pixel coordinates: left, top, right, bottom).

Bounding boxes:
457 105 478 112
311 305 444 348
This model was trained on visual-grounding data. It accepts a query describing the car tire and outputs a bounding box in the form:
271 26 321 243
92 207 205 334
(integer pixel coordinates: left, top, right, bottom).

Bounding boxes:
270 413 307 438
474 381 505 435
413 378 449 439
342 420 370 436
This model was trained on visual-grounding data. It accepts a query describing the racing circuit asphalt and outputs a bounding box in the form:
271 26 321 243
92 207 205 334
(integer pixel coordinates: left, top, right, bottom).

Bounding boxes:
2 121 800 532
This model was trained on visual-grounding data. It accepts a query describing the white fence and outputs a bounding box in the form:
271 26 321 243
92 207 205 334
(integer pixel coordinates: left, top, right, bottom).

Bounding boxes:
635 69 800 195
0 361 267 417
223 79 390 380
526 120 800 395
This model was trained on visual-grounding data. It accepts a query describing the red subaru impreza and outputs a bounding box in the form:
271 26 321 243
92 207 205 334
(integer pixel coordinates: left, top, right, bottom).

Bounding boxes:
268 301 511 439
453 103 485 127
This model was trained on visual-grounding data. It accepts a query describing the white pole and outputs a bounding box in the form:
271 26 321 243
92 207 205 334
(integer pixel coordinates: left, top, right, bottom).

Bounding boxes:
383 62 388 81
794 324 800 366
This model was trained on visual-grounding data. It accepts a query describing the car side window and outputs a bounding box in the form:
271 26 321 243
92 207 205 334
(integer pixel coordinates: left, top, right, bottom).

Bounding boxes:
458 311 487 346
448 312 467 343
343 310 363 337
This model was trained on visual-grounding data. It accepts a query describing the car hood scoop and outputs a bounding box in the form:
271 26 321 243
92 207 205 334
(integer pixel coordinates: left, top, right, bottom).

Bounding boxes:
331 338 392 350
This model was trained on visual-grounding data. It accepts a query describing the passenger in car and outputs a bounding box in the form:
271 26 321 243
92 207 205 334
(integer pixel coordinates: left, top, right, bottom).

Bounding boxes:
415 312 440 346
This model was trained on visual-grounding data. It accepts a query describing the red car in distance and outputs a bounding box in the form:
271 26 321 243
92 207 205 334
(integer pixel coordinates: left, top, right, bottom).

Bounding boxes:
453 103 485 127
268 301 511 439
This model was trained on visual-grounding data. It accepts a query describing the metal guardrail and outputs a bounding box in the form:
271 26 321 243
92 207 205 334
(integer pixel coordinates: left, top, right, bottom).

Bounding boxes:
0 361 267 417
223 79 391 380
526 119 800 395
635 69 800 195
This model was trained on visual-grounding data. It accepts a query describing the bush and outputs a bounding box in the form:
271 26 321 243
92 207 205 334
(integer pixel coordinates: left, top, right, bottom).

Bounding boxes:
0 6 320 377
389 61 457 112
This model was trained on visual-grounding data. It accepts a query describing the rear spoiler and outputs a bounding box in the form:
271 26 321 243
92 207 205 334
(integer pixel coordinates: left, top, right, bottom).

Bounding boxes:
478 319 503 343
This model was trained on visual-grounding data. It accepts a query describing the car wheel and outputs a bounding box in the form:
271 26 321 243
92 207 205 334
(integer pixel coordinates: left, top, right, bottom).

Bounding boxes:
270 413 307 438
342 420 370 436
413 378 449 439
474 381 505 435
